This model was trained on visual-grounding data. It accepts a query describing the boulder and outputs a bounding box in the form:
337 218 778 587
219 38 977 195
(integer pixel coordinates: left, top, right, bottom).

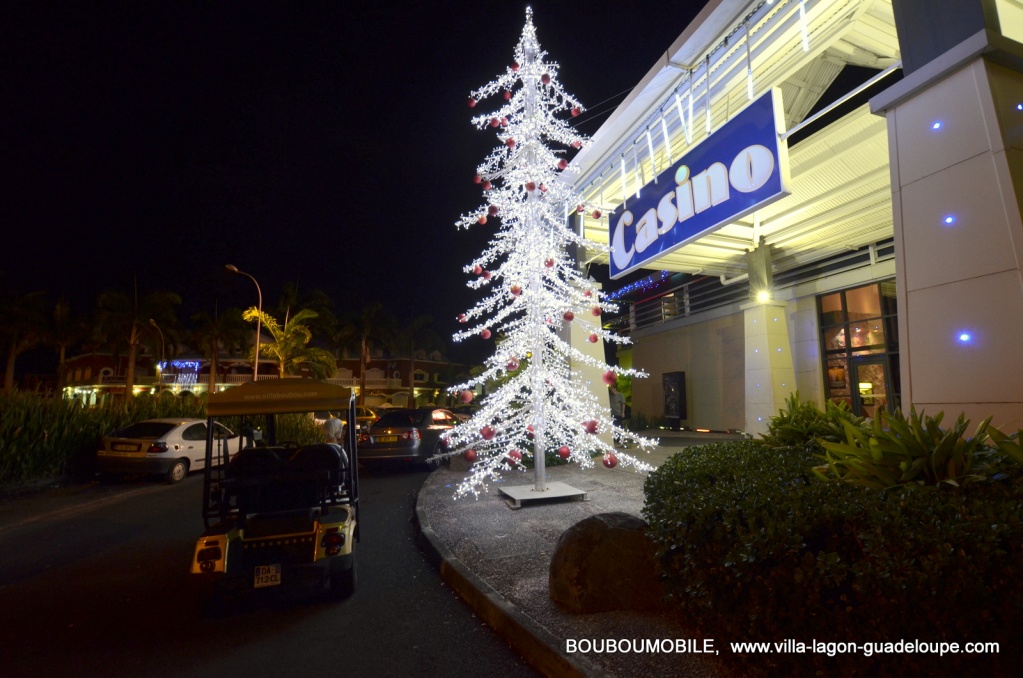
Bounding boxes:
549 511 666 613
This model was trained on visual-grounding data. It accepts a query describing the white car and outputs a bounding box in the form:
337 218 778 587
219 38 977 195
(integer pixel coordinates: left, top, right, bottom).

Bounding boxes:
97 418 238 483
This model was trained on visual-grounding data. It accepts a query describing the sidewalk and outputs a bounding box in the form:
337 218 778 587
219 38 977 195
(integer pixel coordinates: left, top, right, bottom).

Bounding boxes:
414 430 746 678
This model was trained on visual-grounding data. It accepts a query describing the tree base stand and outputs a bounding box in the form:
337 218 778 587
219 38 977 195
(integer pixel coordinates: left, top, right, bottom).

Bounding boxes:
499 481 587 509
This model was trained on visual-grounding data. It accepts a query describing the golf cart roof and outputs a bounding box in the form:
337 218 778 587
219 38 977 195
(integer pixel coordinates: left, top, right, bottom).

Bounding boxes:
207 378 355 417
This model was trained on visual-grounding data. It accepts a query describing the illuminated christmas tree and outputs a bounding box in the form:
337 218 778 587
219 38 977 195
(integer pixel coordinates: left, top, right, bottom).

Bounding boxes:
441 8 656 499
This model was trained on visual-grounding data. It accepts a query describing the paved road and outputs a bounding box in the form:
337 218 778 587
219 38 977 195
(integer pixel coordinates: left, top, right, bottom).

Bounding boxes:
0 467 540 678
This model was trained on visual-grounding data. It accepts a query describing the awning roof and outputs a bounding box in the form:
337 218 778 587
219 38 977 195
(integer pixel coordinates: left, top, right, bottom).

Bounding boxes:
207 378 354 417
571 0 901 279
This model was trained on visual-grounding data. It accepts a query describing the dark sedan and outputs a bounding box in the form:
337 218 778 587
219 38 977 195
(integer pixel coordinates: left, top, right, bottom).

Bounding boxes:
357 407 458 464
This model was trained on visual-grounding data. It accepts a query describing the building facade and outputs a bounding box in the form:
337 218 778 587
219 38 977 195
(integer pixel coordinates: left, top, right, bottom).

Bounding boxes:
571 0 1023 434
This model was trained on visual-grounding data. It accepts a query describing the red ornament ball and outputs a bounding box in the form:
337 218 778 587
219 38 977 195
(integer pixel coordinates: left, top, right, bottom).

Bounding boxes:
525 181 536 192
482 181 492 191
473 174 482 184
473 265 483 275
571 107 581 117
506 138 516 148
576 204 585 213
488 205 499 216
563 311 574 322
490 117 500 128
510 284 521 297
592 306 602 316
464 449 477 463
602 370 617 386
526 424 534 440
482 270 492 280
480 328 492 340
558 445 571 460
541 73 551 84
545 258 555 268
507 449 523 465
571 140 583 149
539 183 547 193
557 159 568 170
477 215 487 225
506 358 520 371
603 454 618 469
592 209 602 219
501 117 508 126
511 61 520 72
480 425 496 440
583 289 593 298
583 419 599 434
458 313 467 323
503 90 512 101
588 333 598 343
460 390 474 404
468 97 477 108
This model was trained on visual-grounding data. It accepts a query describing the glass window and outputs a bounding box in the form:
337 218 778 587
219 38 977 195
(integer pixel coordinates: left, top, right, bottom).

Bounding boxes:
817 280 899 415
182 423 208 441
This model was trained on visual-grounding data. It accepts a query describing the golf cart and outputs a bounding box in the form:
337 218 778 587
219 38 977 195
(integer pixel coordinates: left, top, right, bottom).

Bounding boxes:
190 378 359 601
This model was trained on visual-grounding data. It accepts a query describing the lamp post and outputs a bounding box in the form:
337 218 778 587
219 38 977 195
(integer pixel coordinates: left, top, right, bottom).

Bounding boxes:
148 318 165 394
225 264 263 382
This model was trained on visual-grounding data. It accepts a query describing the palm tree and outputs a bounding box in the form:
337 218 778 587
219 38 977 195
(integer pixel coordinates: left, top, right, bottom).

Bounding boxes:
95 288 182 397
395 315 442 407
242 307 336 379
190 306 249 391
43 298 90 392
0 290 48 393
335 303 395 405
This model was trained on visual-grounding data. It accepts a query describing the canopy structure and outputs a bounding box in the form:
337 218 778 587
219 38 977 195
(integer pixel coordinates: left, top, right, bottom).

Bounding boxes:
206 378 355 417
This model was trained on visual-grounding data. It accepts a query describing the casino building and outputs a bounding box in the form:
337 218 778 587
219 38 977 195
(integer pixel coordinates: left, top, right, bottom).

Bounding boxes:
571 0 1023 434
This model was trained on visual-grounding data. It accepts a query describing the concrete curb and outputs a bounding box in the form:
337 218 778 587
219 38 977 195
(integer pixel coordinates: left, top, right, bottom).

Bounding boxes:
413 477 613 678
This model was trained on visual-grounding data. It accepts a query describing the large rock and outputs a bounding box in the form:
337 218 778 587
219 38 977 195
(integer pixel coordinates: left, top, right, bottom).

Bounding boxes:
549 511 666 613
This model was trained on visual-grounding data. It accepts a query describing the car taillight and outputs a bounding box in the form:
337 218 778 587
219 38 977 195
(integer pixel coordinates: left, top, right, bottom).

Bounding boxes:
359 433 369 443
401 430 421 441
148 442 168 454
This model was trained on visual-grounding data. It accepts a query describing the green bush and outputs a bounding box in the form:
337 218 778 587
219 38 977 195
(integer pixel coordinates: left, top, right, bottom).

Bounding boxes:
643 440 1021 676
816 408 1016 489
759 391 867 450
0 392 207 486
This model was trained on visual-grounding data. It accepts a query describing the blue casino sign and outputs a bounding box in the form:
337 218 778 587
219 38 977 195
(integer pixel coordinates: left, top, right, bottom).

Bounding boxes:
609 89 790 278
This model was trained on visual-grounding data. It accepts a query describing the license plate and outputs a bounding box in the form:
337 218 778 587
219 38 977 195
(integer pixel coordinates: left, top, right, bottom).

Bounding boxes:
112 443 138 452
254 564 282 588
374 435 398 443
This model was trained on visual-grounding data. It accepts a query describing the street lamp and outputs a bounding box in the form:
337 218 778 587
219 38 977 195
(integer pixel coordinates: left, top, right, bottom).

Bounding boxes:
148 318 165 394
225 264 263 382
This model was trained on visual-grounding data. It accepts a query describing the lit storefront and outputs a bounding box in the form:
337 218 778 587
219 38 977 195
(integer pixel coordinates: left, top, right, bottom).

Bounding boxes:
571 0 1023 434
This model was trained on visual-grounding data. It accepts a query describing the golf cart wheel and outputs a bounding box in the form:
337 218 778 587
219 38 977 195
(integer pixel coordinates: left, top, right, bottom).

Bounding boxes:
328 559 356 600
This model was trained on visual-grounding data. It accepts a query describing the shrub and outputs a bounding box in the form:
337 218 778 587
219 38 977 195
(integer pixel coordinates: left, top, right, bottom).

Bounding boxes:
817 408 1017 489
643 440 1022 676
0 392 207 486
759 391 866 451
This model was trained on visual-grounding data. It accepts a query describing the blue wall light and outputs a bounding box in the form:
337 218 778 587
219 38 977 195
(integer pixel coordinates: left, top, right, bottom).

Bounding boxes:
931 121 943 130
943 214 957 226
957 331 973 344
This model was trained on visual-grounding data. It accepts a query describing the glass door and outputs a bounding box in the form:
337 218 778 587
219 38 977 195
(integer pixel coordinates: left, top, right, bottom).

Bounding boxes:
850 356 890 419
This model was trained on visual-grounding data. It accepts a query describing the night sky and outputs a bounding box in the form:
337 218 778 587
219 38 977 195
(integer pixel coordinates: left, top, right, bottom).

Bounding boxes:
3 1 702 357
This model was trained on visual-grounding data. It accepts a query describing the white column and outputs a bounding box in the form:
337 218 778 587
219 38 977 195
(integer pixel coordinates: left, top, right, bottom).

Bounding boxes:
743 300 796 436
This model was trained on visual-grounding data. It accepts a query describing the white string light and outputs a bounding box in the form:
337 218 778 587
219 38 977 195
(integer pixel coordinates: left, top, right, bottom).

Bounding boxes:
704 55 712 134
745 20 754 100
645 128 658 182
800 0 810 52
660 114 673 166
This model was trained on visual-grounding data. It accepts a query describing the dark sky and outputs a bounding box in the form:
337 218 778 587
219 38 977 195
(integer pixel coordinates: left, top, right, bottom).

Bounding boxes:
3 1 703 347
